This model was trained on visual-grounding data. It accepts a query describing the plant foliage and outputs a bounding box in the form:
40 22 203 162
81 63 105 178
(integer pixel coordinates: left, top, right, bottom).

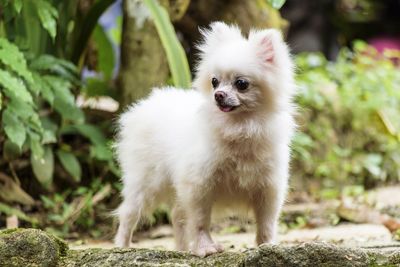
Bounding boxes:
0 0 116 199
293 42 400 189
267 0 287 9
143 0 191 89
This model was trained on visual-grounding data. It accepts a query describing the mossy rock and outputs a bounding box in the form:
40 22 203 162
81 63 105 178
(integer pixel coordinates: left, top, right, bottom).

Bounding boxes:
1 228 400 266
63 248 244 267
244 243 379 267
0 228 68 267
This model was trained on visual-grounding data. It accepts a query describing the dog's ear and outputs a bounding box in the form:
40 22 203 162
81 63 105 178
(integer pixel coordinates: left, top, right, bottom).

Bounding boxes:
197 22 243 54
248 29 284 65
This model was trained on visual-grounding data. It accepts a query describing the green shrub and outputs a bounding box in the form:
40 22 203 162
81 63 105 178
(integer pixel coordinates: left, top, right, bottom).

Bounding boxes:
292 41 400 190
0 1 116 200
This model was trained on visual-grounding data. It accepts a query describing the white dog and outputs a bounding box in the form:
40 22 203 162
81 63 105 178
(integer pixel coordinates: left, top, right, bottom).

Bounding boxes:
114 22 296 257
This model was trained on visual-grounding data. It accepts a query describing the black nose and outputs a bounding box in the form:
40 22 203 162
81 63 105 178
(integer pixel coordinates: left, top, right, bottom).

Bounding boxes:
214 91 226 102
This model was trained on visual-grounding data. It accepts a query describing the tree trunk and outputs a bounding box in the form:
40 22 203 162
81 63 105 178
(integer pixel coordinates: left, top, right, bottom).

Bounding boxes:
117 0 190 107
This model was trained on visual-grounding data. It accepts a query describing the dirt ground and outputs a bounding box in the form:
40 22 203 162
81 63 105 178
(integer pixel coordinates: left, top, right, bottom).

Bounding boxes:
70 186 400 252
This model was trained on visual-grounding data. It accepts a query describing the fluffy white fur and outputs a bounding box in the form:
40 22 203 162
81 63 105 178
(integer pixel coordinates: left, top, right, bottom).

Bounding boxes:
114 22 296 257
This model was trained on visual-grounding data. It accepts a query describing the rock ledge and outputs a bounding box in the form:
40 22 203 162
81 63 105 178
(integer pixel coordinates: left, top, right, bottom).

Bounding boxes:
1 228 399 266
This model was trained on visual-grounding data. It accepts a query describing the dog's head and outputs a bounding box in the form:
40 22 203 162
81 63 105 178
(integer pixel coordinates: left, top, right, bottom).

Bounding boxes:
193 22 295 114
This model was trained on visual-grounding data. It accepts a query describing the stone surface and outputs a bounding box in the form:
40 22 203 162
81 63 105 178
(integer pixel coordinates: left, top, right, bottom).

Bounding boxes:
64 248 244 267
282 223 393 245
0 228 68 267
373 186 400 208
1 228 400 266
244 242 399 267
65 243 400 267
72 223 394 251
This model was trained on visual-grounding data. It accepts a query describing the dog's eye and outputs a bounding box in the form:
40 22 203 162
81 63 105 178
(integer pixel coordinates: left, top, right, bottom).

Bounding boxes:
211 77 219 89
234 79 249 91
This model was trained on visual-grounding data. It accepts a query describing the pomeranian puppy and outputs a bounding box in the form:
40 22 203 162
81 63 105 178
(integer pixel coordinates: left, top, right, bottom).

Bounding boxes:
114 22 296 257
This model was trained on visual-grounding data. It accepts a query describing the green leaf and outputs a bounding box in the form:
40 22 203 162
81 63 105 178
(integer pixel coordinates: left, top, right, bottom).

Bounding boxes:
31 146 54 188
57 150 81 182
110 15 122 45
13 0 23 13
41 75 84 122
3 140 22 160
90 144 113 161
30 55 79 83
32 72 54 103
40 117 58 144
143 0 191 88
0 69 33 104
26 113 44 134
93 24 115 80
29 131 44 159
8 98 36 120
40 195 55 209
363 153 383 177
30 55 77 73
266 0 286 9
84 78 111 97
0 38 33 83
54 97 85 123
19 0 43 55
70 0 115 63
73 124 107 145
2 108 26 148
34 0 58 40
61 124 112 161
108 160 121 177
43 76 74 105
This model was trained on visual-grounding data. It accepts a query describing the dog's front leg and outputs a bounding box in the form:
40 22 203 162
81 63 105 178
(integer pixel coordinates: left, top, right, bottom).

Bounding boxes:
180 186 224 257
171 205 187 251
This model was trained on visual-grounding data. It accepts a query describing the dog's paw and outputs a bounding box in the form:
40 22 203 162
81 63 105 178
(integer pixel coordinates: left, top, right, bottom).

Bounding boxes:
258 241 276 248
191 242 224 257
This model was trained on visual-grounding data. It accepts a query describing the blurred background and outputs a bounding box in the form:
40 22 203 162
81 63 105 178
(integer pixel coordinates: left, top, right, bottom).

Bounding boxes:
0 0 399 248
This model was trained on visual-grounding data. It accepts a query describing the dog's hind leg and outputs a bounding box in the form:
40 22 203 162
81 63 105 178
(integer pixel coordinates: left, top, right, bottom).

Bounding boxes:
114 193 144 247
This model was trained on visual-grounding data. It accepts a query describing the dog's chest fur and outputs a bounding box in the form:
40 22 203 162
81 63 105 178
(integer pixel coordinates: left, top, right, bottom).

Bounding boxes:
212 131 273 192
